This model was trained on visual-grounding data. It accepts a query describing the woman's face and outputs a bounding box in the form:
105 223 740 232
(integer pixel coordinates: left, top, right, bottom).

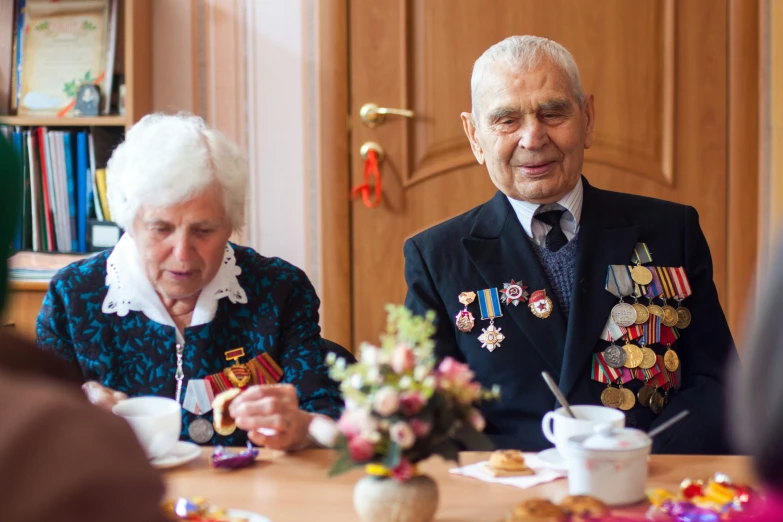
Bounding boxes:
131 183 233 301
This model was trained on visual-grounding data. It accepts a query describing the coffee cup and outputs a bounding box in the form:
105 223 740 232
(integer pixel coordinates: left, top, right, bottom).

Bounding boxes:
541 405 625 456
113 396 182 459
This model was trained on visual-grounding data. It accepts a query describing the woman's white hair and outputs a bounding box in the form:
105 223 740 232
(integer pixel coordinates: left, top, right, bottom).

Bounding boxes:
106 113 246 232
470 35 584 121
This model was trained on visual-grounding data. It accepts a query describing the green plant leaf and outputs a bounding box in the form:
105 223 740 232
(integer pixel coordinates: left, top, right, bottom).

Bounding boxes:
328 454 360 477
382 441 402 470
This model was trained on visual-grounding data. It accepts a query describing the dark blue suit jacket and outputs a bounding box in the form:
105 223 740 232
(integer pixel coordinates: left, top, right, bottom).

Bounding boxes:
403 177 737 454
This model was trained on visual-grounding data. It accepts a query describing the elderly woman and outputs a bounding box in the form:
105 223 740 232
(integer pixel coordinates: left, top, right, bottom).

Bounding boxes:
36 114 342 451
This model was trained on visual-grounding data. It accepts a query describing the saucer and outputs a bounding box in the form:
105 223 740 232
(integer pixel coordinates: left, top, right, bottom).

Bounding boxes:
536 448 567 470
151 441 201 469
227 509 271 522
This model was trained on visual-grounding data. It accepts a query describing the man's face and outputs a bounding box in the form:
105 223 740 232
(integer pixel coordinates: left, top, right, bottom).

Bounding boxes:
461 59 595 204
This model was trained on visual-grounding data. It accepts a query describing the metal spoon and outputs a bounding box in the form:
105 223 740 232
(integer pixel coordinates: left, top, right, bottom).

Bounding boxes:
647 410 690 438
541 371 577 419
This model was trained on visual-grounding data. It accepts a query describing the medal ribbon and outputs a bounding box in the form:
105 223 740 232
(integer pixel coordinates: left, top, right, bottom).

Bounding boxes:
660 325 680 345
668 266 693 301
206 352 283 395
182 379 215 415
606 265 634 298
592 353 622 383
634 356 662 381
632 242 653 265
477 288 503 320
625 324 644 342
655 266 677 300
646 268 663 299
643 315 661 345
632 279 647 299
620 368 634 384
647 356 669 387
600 316 626 341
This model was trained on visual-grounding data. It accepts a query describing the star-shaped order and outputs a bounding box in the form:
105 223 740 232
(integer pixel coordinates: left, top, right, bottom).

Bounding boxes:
478 324 505 352
500 279 529 306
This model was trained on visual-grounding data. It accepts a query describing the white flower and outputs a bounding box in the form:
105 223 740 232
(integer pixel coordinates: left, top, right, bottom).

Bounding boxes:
366 366 382 384
399 376 413 389
422 375 436 389
308 415 340 447
372 386 400 416
390 421 416 449
361 344 380 366
413 364 428 381
350 374 364 389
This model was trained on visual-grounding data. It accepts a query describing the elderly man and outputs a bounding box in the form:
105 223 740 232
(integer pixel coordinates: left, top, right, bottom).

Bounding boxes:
403 35 736 454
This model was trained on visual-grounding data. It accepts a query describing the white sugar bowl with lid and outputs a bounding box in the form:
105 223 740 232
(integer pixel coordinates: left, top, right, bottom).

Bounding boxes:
562 423 652 506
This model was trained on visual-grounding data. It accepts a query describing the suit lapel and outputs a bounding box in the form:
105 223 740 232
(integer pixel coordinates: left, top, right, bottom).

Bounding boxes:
462 192 567 377
559 180 641 397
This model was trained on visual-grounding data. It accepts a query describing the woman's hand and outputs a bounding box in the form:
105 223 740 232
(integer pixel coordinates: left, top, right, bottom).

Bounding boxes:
82 381 128 410
229 384 313 451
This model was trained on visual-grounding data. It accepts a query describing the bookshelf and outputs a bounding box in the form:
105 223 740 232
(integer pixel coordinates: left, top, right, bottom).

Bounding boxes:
1 0 152 340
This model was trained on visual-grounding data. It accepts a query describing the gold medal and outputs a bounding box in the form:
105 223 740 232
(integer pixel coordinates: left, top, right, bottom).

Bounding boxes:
456 292 477 333
650 388 665 414
640 347 657 369
633 302 649 325
664 347 680 372
619 386 636 411
637 385 655 407
601 385 622 409
630 265 653 285
676 306 692 329
224 347 251 388
661 305 679 327
647 304 664 318
622 343 643 369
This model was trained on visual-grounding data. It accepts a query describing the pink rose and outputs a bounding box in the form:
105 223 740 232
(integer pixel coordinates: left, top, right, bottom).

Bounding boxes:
399 391 426 416
389 421 416 449
391 344 415 373
348 435 376 462
337 408 375 438
392 459 415 482
409 418 432 437
469 408 486 432
437 357 474 386
372 386 400 416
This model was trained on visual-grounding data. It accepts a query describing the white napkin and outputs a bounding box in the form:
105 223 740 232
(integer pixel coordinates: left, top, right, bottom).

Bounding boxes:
448 453 567 488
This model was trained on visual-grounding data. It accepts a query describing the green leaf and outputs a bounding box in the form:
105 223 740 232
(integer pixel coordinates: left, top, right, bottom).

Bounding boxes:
381 441 402 470
328 454 360 477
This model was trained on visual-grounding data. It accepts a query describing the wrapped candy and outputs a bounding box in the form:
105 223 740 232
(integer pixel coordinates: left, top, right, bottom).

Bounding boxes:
646 473 758 521
211 442 259 470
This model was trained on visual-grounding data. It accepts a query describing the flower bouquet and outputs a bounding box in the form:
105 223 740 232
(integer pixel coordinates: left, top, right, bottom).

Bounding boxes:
310 305 499 522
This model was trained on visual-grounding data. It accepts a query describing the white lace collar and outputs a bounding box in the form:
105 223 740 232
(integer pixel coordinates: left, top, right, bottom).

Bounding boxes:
102 234 248 332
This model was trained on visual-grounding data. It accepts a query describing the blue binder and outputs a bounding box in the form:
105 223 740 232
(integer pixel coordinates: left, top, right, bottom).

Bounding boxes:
76 132 88 252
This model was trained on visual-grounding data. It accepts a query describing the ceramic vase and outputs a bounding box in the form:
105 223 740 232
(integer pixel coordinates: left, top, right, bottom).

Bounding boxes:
353 474 439 522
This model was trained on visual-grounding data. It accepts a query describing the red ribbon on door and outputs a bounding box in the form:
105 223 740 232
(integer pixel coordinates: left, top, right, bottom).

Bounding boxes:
351 149 382 208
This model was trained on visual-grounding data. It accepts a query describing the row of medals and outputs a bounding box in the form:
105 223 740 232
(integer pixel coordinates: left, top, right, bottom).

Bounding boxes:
600 264 689 413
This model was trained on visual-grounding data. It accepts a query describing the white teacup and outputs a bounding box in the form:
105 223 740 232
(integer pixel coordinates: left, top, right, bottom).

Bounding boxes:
541 405 625 456
113 396 182 459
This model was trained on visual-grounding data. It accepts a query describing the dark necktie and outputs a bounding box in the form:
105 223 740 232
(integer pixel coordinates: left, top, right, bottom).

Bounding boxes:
534 209 568 252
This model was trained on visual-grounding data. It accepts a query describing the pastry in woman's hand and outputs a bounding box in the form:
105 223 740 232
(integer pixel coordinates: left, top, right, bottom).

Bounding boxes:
485 449 535 477
212 388 242 436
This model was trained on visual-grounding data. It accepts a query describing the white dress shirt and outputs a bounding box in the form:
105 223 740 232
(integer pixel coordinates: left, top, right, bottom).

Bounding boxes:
507 178 583 246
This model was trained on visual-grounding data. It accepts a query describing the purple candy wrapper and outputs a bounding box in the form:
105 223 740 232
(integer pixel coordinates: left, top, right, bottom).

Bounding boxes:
211 442 259 469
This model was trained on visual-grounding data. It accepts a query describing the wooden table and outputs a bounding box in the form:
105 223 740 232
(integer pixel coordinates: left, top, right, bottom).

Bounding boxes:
164 450 753 521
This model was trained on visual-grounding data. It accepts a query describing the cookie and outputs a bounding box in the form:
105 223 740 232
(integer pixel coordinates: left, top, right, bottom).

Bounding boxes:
486 449 535 476
507 499 567 522
559 495 610 519
212 387 242 436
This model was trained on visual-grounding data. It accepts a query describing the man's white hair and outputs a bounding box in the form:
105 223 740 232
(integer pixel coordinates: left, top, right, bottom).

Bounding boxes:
106 113 246 232
470 35 584 120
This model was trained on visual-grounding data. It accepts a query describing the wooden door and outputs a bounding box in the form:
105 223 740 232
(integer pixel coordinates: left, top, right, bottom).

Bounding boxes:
349 0 728 347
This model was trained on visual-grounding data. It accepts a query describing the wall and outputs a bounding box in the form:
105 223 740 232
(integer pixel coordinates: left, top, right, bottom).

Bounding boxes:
150 0 316 286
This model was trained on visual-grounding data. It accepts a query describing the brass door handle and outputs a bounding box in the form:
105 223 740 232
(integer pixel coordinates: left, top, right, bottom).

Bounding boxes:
360 103 414 128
